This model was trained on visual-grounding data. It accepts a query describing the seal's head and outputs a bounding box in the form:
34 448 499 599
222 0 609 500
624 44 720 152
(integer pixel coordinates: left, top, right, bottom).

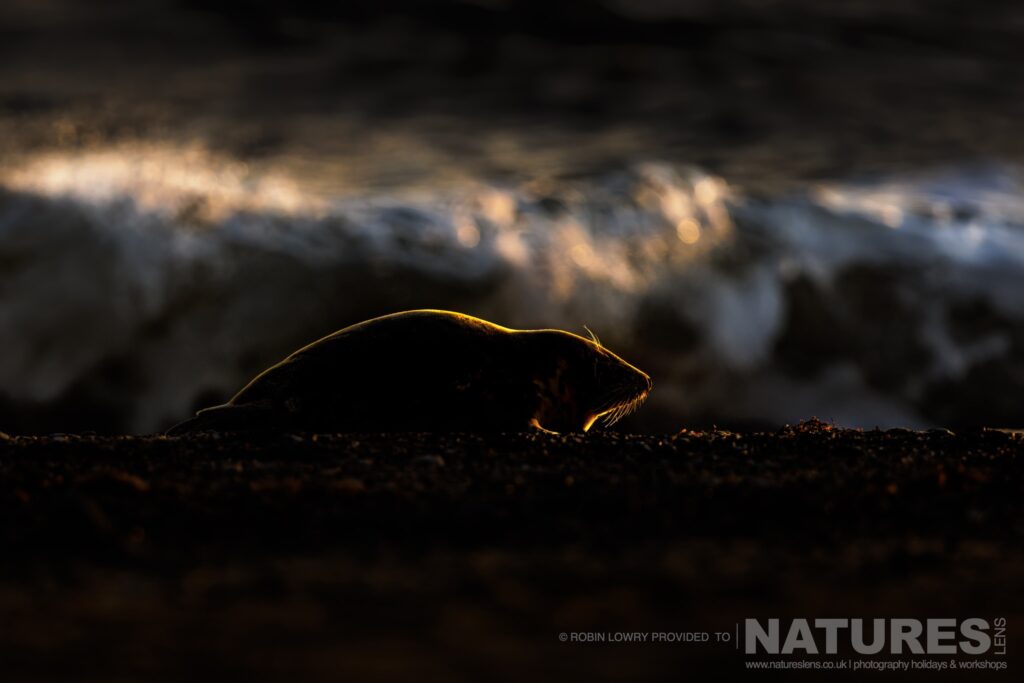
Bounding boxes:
528 330 652 433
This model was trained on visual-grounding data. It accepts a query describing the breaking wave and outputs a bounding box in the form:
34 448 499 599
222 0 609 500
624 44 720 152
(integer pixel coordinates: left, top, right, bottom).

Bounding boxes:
2 144 1023 432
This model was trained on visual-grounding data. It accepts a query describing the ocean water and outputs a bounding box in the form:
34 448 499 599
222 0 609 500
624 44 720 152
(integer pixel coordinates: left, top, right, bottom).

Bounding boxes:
2 143 1022 432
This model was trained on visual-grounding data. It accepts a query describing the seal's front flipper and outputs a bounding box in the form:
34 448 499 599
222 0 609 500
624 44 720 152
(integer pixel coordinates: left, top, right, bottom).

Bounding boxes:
165 404 282 435
528 417 560 435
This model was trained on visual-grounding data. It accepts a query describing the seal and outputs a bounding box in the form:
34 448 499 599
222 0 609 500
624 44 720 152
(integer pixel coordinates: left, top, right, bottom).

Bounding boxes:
167 310 651 435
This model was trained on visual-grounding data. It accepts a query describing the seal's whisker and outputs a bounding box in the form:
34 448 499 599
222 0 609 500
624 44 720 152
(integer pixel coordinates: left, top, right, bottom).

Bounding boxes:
595 377 651 428
600 386 650 428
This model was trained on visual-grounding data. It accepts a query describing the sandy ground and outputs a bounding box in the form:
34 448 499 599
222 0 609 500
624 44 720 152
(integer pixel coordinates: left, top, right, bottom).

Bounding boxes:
0 421 1021 680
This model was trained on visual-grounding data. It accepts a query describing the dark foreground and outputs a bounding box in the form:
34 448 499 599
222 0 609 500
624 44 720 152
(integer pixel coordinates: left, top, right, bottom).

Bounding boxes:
1 422 1021 681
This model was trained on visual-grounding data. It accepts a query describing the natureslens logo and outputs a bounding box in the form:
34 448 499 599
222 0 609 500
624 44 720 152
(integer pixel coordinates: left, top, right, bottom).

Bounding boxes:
557 618 1009 672
744 618 1008 656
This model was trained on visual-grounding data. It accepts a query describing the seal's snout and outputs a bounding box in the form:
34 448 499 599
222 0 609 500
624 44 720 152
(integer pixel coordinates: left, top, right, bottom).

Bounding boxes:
630 369 652 407
615 360 651 400
585 348 651 428
639 371 653 394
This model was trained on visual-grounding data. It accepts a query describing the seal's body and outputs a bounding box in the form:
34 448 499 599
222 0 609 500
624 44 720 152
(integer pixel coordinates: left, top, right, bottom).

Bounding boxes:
167 310 651 435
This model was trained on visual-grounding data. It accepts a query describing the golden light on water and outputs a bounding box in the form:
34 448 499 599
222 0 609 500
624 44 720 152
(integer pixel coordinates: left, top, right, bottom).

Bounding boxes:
554 219 643 294
0 145 737 304
569 241 596 267
455 214 481 247
647 166 732 250
479 189 517 226
812 184 906 229
879 204 904 228
0 144 320 222
693 177 721 205
659 188 691 223
675 217 701 244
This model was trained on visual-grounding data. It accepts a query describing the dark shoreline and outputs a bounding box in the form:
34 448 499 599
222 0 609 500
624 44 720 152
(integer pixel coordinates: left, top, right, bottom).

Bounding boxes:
1 422 1021 680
